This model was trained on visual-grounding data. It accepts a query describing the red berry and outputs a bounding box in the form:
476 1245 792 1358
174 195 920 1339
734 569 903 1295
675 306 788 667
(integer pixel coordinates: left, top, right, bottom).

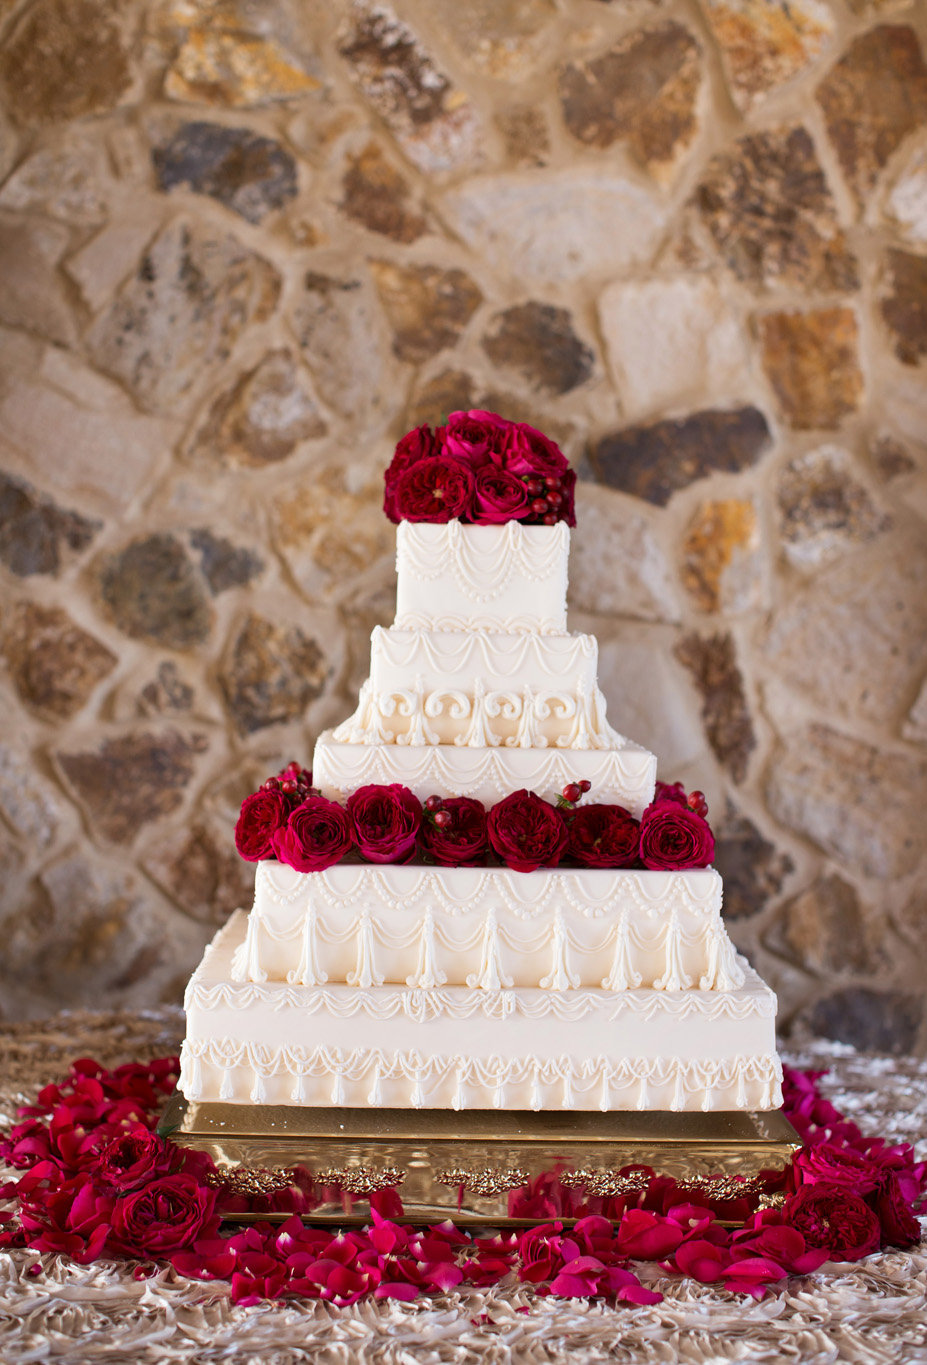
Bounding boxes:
546 490 563 509
280 779 297 794
261 779 278 791
687 790 709 817
432 808 451 828
545 475 562 491
579 779 591 793
542 512 558 525
562 782 582 804
424 794 444 812
530 497 548 515
526 477 544 497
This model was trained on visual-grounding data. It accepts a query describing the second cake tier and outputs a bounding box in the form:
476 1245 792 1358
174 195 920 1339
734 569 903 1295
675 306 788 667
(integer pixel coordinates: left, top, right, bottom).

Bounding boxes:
233 862 744 994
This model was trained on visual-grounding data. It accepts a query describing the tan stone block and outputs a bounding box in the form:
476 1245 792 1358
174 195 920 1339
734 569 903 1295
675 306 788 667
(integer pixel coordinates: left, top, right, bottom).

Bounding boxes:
713 800 794 920
777 445 890 568
370 260 482 363
2 602 117 721
701 0 834 111
757 307 862 429
880 248 927 366
65 218 161 312
674 631 756 783
766 723 927 878
0 133 110 226
189 349 326 466
406 370 476 431
887 145 927 244
219 613 330 736
340 142 427 243
559 22 703 178
568 485 679 624
762 535 927 725
164 28 320 105
0 739 70 850
764 874 873 975
271 473 394 600
291 270 396 421
0 0 133 127
98 534 212 650
494 106 551 167
816 24 927 204
446 170 665 284
481 302 594 395
143 819 253 926
0 218 77 347
429 0 556 76
681 498 763 614
599 276 749 421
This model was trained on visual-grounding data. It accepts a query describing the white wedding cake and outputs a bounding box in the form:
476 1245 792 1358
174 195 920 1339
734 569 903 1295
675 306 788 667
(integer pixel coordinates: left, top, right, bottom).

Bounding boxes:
180 420 781 1114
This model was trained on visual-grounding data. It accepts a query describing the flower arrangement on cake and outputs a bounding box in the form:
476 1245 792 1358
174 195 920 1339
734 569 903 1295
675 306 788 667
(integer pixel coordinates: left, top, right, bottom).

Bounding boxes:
235 765 714 875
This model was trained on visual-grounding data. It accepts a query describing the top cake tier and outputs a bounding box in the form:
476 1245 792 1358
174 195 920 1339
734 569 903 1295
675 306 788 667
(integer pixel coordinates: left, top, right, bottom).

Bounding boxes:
394 520 569 635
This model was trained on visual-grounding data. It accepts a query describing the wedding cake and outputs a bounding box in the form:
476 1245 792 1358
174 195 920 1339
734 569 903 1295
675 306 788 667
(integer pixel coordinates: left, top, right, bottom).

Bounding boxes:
179 413 782 1115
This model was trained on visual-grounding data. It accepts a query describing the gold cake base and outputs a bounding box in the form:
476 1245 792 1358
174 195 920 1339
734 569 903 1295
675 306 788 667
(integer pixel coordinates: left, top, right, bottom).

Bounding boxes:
160 1093 800 1226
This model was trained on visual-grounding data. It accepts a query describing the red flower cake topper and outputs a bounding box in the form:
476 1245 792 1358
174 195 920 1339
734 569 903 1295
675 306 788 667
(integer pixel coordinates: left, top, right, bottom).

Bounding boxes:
383 410 576 527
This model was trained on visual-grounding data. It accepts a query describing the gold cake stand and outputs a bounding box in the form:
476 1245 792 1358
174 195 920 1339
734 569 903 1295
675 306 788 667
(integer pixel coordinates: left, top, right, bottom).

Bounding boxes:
160 1094 801 1226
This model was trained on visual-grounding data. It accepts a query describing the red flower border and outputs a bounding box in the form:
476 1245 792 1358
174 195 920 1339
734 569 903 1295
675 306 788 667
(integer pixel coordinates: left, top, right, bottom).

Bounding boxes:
235 766 716 875
1 1057 923 1307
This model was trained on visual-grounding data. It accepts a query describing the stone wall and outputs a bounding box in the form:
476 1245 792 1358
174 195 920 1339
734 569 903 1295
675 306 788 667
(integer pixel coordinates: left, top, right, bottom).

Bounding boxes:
0 0 925 1053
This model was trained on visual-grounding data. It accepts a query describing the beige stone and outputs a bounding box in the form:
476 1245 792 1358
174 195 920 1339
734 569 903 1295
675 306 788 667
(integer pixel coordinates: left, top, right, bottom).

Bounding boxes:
370 261 482 364
271 471 394 601
446 171 665 284
674 631 756 783
0 345 170 516
0 0 134 127
595 631 704 775
763 535 927 726
64 217 161 312
340 141 427 243
777 445 890 569
599 276 749 421
291 270 395 421
765 874 873 976
881 248 927 366
701 0 834 111
681 499 763 614
887 145 927 244
429 0 557 76
189 350 326 466
164 28 320 105
904 680 927 743
757 307 863 429
0 740 70 850
2 602 117 720
568 486 680 624
0 133 110 226
0 218 76 347
766 723 927 879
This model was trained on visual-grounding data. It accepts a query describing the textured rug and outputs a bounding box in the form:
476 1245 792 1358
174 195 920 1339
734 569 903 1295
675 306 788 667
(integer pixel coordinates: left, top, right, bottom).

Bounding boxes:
1 1009 925 1365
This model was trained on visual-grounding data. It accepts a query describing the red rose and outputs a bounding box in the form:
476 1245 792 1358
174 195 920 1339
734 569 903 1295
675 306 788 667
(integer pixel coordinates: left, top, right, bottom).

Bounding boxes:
389 456 475 523
234 789 289 861
793 1141 881 1196
421 797 488 866
503 422 569 479
487 790 568 873
346 783 422 862
784 1181 881 1261
567 804 640 868
110 1173 220 1257
443 409 510 463
557 467 577 527
870 1170 922 1249
383 423 436 520
654 780 688 808
472 464 531 524
638 800 714 870
96 1130 186 1191
271 795 353 872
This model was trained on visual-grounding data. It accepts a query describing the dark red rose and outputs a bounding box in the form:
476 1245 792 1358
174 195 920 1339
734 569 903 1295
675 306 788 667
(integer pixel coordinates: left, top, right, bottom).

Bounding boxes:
503 422 569 479
271 795 353 873
487 790 568 873
421 797 488 865
390 456 475 523
638 800 714 870
793 1141 881 1196
235 789 289 861
443 409 510 464
784 1181 881 1261
96 1130 186 1191
346 783 422 862
383 424 436 520
870 1170 922 1248
472 464 531 524
567 804 640 868
654 780 688 808
110 1173 220 1257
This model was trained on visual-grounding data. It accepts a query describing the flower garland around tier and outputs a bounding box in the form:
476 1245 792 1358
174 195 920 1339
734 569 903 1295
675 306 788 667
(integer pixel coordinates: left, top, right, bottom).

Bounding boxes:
234 764 715 875
0 1058 923 1307
383 410 576 527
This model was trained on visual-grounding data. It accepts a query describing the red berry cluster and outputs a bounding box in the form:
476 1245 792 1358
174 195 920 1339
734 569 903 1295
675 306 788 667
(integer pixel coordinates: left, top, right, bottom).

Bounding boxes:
558 779 592 808
525 473 569 526
424 794 452 828
261 761 316 800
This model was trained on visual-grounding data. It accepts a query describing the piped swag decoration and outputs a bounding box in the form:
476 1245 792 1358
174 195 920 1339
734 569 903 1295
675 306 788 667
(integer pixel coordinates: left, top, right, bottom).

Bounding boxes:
234 765 716 876
0 1059 923 1306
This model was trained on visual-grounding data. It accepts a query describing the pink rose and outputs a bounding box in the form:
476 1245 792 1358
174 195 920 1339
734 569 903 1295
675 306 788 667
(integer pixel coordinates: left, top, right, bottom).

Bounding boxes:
443 410 510 463
793 1141 881 1196
567 804 640 868
870 1170 921 1249
272 795 353 872
110 1173 220 1257
487 790 568 873
472 464 531 524
346 784 422 862
421 797 488 866
503 422 569 479
784 1182 881 1261
389 456 475 523
234 789 289 861
638 800 714 870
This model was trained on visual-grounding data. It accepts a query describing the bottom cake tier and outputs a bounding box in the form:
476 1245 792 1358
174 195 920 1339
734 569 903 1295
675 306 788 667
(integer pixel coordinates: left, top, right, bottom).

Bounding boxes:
180 913 782 1113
